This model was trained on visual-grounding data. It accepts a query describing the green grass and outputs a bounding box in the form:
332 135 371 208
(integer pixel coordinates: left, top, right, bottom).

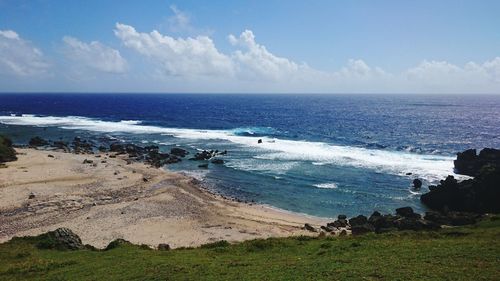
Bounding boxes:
1 217 499 281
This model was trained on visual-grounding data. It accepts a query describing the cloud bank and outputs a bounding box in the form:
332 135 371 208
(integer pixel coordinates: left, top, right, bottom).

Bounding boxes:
62 36 127 74
0 24 499 93
0 30 50 76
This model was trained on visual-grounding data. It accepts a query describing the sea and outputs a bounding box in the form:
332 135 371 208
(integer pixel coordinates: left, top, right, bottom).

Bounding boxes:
1 93 499 218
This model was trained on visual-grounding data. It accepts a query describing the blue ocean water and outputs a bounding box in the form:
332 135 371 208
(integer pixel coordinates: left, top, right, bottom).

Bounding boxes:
1 93 499 217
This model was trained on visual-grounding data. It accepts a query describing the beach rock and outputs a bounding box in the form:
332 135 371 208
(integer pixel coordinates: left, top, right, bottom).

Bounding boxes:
413 179 422 189
28 136 49 147
328 218 348 228
349 215 368 227
36 228 84 250
351 224 375 235
257 139 263 144
304 223 317 232
424 211 479 226
170 147 189 157
105 239 132 250
338 214 347 220
454 148 500 176
158 243 171 251
395 207 421 219
28 192 35 199
47 154 54 158
82 159 93 164
394 217 440 231
53 140 69 151
320 225 335 232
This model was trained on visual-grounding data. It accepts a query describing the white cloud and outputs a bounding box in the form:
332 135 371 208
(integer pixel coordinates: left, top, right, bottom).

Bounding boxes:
0 29 50 76
114 23 234 77
228 30 308 81
168 5 192 33
404 58 500 92
62 36 127 74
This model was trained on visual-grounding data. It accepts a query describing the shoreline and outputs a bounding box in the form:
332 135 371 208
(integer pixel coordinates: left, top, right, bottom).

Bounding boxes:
0 148 328 248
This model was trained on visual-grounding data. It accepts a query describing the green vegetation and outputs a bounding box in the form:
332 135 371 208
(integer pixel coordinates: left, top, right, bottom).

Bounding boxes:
1 217 499 280
0 135 17 164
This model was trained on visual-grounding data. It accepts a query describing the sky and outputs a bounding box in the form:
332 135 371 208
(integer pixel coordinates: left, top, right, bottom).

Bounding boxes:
0 0 499 93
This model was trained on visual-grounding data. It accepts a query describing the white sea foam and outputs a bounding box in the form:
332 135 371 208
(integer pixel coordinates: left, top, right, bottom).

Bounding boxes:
0 114 461 181
313 183 338 189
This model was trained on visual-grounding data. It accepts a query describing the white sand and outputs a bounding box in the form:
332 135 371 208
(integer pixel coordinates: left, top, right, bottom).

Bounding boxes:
0 148 327 248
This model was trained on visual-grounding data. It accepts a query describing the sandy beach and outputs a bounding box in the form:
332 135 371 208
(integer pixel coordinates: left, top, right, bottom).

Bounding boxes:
0 148 327 248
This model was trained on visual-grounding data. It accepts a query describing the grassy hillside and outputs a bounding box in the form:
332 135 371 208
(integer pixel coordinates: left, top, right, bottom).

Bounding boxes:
1 216 499 281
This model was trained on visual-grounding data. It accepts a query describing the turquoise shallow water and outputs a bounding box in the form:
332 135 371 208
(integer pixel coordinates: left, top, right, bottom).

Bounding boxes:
1 93 499 217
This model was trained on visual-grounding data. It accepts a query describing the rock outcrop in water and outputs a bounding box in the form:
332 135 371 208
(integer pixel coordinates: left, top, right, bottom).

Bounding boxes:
454 148 500 176
28 136 49 147
420 148 500 213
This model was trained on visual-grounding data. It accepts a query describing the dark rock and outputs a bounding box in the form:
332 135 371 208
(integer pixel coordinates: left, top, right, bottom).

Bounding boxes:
170 147 189 157
320 225 335 232
257 139 263 144
36 228 84 250
28 136 49 147
304 223 317 232
337 214 347 220
351 224 375 235
158 243 171 251
327 218 348 228
53 141 69 151
47 154 54 158
198 163 209 168
349 215 368 227
28 192 35 199
413 178 422 189
421 165 500 213
190 150 215 161
83 159 93 164
395 207 421 219
454 148 500 176
394 217 440 231
424 211 479 226
105 239 132 250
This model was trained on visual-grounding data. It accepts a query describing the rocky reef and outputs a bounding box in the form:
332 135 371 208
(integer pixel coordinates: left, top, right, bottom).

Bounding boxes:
421 148 500 213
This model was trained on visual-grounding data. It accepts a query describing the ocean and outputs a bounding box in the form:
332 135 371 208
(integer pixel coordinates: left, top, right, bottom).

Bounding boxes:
1 93 499 218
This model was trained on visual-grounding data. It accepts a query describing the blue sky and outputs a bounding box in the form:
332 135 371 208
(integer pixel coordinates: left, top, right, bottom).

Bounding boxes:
0 0 499 93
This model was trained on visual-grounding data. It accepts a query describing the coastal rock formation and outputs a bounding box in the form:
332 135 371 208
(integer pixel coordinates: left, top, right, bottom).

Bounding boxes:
0 135 17 163
170 147 189 157
28 136 49 147
420 148 500 214
454 148 500 176
317 207 470 236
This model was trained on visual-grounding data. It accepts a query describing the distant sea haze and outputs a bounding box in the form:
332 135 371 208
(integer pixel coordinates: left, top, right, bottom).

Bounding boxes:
0 93 499 217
